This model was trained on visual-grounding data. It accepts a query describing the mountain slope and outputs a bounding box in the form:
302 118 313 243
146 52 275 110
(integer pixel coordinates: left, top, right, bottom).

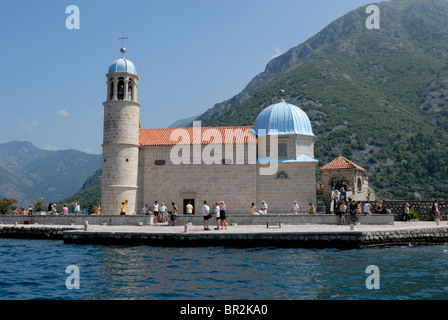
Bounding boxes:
0 141 102 205
168 115 199 128
193 0 448 200
58 169 102 211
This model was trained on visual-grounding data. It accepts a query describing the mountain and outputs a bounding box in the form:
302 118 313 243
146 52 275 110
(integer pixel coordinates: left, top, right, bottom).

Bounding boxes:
168 115 199 128
192 0 448 200
0 141 102 206
58 169 102 211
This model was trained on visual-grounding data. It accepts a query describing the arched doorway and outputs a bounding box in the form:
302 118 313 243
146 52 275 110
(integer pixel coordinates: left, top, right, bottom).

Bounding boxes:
332 177 348 192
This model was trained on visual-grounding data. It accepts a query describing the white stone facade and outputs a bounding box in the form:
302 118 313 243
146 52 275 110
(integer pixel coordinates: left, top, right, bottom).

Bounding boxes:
136 142 317 214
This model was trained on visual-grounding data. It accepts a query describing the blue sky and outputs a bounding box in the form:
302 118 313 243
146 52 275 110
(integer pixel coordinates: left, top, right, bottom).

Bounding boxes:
0 0 374 154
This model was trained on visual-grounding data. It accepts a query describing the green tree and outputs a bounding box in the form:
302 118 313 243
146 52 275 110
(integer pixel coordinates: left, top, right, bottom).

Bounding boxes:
0 198 17 215
33 198 46 212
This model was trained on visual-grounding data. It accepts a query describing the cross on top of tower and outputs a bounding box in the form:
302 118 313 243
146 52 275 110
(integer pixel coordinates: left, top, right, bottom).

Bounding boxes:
119 36 128 56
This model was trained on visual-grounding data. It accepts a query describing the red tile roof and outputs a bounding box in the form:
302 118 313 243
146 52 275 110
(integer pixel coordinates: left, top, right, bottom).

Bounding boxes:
139 126 256 146
320 155 365 171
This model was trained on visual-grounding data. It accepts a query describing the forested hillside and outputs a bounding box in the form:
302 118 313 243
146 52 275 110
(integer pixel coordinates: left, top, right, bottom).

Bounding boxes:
194 0 448 200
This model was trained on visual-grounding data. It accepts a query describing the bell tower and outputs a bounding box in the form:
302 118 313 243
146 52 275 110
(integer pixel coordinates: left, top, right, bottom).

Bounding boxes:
101 45 140 215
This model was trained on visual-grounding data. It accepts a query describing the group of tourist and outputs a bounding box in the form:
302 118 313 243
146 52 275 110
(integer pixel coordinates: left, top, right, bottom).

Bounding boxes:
10 197 446 226
335 198 386 225
250 201 268 215
137 200 228 230
201 200 227 231
13 206 33 215
47 202 100 215
10 201 101 215
139 201 174 225
250 200 315 215
331 186 390 224
337 199 365 225
403 200 442 224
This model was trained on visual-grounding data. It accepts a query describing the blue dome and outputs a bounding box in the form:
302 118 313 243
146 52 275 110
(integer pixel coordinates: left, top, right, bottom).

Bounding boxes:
108 57 137 74
251 101 314 137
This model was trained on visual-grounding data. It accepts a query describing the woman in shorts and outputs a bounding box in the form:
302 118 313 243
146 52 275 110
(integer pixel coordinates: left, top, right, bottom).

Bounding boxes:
153 201 159 225
220 201 227 230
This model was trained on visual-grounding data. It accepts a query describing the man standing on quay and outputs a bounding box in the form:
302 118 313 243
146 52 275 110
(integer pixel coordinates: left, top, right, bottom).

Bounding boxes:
202 200 211 230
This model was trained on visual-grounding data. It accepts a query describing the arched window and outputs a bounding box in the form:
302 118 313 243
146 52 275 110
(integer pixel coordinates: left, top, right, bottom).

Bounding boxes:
128 81 133 101
109 80 114 100
117 77 125 100
276 171 288 179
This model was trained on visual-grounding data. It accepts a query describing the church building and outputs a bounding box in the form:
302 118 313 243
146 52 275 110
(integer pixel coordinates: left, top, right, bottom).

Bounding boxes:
101 48 319 215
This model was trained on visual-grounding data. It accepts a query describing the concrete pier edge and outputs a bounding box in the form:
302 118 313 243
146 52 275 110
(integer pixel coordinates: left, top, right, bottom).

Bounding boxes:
1 217 447 249
59 226 448 249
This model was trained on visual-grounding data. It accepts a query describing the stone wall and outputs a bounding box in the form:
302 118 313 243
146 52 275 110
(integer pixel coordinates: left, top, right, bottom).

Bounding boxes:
62 226 448 249
325 199 447 221
359 227 448 248
0 225 81 240
256 163 317 213
378 200 447 221
138 144 257 214
0 213 394 226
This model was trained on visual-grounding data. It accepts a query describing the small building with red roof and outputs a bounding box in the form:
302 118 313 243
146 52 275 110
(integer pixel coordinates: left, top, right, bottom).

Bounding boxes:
320 155 375 213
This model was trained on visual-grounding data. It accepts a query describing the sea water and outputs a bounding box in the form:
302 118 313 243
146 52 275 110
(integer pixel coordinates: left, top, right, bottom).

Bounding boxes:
0 238 447 300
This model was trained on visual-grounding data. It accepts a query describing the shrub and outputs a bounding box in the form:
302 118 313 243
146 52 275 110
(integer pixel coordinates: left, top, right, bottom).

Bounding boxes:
0 198 18 215
409 207 419 219
33 198 46 212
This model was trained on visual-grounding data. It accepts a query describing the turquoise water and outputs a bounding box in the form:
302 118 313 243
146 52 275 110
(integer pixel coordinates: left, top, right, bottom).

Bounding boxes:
1 238 448 300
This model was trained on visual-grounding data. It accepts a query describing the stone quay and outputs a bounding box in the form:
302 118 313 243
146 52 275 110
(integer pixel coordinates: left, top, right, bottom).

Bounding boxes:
1 214 447 249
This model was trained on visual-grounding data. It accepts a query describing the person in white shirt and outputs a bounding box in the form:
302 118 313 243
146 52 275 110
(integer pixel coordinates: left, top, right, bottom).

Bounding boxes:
291 201 300 214
153 201 159 225
214 202 221 230
74 202 80 215
160 202 167 222
258 201 268 215
363 202 372 215
202 200 211 230
334 189 341 202
433 199 441 224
